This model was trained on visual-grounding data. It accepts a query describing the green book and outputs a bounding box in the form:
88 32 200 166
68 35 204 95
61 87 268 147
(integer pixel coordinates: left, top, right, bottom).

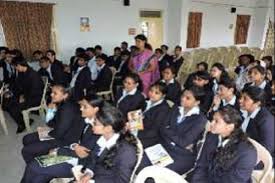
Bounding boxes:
35 155 76 167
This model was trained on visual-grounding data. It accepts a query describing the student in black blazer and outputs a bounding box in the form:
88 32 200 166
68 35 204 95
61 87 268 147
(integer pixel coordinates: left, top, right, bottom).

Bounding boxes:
160 66 182 105
108 47 121 68
38 56 67 86
21 85 85 163
70 53 92 101
184 62 208 89
208 78 240 119
168 46 184 76
243 65 272 107
3 57 44 133
20 94 105 183
239 86 274 165
138 86 207 175
155 48 170 73
115 73 145 117
137 82 170 148
46 49 64 71
192 71 214 114
1 50 17 85
92 54 112 92
190 106 257 183
69 47 86 75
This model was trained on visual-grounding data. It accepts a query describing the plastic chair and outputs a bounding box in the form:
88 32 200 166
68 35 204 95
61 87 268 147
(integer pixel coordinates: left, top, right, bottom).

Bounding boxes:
22 78 48 132
0 84 8 135
134 166 188 183
130 138 144 182
248 138 273 183
96 67 116 101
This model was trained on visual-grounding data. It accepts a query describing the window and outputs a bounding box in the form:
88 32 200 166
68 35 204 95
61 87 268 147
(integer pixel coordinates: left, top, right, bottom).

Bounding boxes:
234 15 251 44
186 12 203 48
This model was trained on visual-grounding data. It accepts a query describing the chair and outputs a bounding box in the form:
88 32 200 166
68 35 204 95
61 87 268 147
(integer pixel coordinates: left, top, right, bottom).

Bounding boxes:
22 78 48 132
0 84 8 135
248 138 273 183
96 67 116 101
134 166 188 183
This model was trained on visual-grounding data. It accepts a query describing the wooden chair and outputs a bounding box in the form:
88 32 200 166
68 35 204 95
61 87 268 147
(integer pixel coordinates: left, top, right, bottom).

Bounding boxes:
96 67 116 101
22 78 48 132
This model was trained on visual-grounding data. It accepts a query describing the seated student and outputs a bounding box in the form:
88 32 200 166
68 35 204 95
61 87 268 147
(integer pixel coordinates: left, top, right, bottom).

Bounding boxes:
108 47 121 68
20 94 104 183
95 45 108 58
160 44 172 62
244 65 272 107
38 56 67 86
208 78 240 118
239 86 274 165
160 66 182 105
70 47 86 75
115 50 131 80
190 106 257 183
210 63 230 95
86 47 97 81
137 82 170 148
138 86 207 175
184 61 208 89
21 84 85 163
29 50 43 71
2 49 17 85
70 53 92 101
192 71 214 114
121 41 129 52
91 54 112 92
46 49 64 71
0 46 8 63
168 45 184 76
3 57 44 133
115 73 145 117
155 48 169 73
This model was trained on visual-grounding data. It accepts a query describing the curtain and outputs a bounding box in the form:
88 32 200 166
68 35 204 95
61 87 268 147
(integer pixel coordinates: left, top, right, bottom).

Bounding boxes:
234 15 251 45
0 1 53 58
186 12 203 48
0 20 6 46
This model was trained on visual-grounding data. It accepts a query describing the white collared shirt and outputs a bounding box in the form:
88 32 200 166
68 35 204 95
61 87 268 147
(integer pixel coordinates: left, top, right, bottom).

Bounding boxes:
177 106 200 124
161 78 175 85
144 99 164 113
241 107 261 132
117 88 137 105
96 133 120 156
213 79 218 94
96 64 106 73
222 95 237 106
252 80 267 90
70 66 85 88
46 64 53 80
88 57 98 80
218 135 230 147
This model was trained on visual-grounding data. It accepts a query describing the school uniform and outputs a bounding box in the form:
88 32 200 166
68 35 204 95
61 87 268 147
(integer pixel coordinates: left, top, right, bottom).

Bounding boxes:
241 107 274 164
138 99 170 148
1 61 17 85
168 56 184 76
200 85 214 115
108 55 121 69
243 81 272 107
158 54 171 73
4 67 43 129
139 106 207 175
88 56 98 80
115 87 145 117
70 66 92 101
21 100 85 163
69 55 79 75
38 63 67 86
191 133 257 183
92 64 112 92
184 72 196 89
160 79 182 105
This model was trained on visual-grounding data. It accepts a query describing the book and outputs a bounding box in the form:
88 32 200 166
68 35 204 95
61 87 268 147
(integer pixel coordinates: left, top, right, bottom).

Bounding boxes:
37 126 54 141
35 154 77 167
145 144 174 167
128 109 144 131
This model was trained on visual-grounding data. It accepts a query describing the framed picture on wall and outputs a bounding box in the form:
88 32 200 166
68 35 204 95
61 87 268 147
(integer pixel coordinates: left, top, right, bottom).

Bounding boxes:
80 17 91 32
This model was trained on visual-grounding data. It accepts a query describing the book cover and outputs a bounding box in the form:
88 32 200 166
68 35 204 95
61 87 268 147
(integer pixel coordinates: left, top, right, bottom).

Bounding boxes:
35 155 77 167
37 126 54 141
128 109 144 131
145 144 174 167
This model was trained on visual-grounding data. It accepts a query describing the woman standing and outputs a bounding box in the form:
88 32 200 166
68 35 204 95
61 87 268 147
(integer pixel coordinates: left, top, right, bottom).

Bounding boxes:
129 34 160 96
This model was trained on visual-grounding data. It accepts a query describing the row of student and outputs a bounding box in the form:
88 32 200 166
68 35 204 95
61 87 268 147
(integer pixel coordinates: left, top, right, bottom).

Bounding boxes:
20 81 273 183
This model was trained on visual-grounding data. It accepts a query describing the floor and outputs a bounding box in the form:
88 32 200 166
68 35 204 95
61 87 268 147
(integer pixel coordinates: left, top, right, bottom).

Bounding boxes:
0 112 43 183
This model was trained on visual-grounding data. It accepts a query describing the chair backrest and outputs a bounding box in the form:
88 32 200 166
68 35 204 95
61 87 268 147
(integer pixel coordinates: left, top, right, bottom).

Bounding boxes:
0 83 8 104
134 166 188 183
130 138 144 183
40 77 49 106
248 138 273 183
109 67 117 91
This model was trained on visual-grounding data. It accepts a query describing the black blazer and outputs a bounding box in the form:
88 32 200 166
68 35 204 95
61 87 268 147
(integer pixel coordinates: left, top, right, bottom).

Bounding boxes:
158 54 172 72
200 86 214 115
12 67 44 107
72 66 92 101
184 72 196 89
70 56 79 75
246 107 274 162
115 88 145 117
47 100 85 147
108 55 121 69
1 61 16 85
160 80 182 105
81 139 137 183
93 65 112 92
115 60 130 80
38 64 67 86
168 56 184 76
191 133 257 183
138 100 170 148
160 106 207 173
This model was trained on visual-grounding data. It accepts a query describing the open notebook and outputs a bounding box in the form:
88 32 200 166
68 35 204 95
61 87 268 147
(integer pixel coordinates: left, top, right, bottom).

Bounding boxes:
145 144 174 167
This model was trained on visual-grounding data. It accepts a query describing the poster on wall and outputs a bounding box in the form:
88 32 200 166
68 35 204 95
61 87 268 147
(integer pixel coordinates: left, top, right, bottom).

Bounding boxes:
80 17 91 32
128 28 136 35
